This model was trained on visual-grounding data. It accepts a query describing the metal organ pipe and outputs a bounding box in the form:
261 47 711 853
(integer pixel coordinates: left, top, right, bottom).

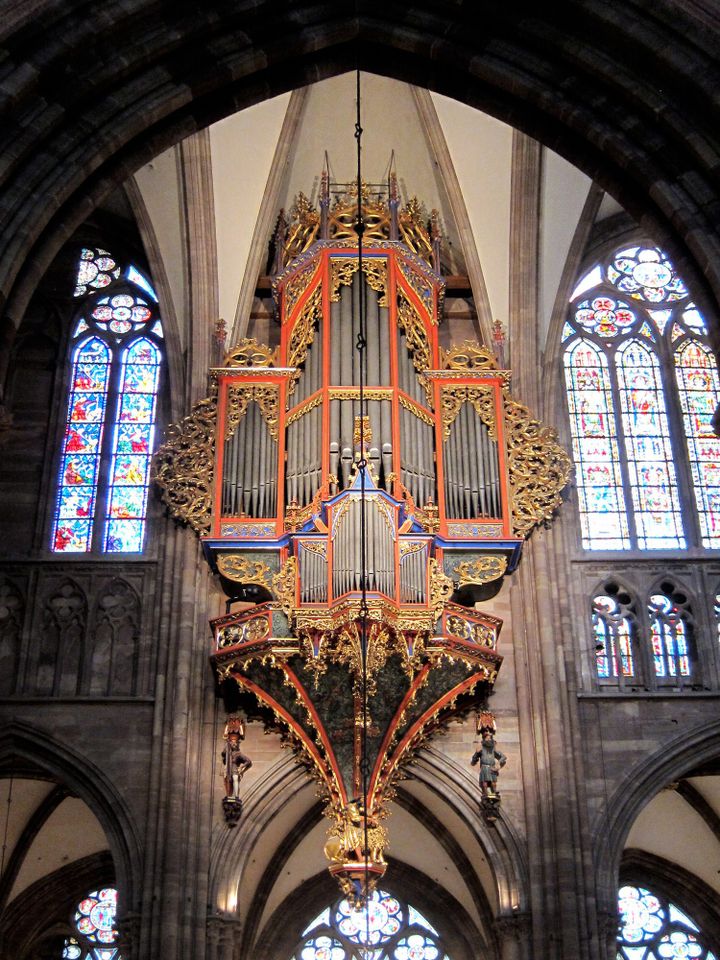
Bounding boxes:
442 403 502 520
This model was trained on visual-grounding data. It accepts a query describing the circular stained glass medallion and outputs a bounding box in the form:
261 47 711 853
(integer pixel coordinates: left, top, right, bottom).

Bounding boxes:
73 887 118 944
607 247 688 304
574 297 635 338
335 890 403 946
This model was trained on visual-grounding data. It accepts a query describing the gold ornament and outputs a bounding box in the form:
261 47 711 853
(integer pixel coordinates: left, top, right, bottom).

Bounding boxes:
153 395 217 534
454 556 508 586
223 338 278 368
216 555 274 589
503 394 573 538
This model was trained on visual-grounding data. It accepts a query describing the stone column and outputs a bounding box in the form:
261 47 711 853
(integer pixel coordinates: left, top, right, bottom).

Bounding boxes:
207 914 243 960
494 912 532 960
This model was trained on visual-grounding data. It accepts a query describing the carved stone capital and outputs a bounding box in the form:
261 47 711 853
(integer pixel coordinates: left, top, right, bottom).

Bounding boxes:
116 910 142 957
494 912 532 942
207 913 242 951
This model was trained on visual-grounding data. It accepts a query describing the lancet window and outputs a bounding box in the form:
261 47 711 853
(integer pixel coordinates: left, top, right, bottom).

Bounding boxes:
61 887 121 959
289 889 452 960
563 244 720 551
593 581 637 681
592 579 696 685
51 247 163 554
617 884 717 959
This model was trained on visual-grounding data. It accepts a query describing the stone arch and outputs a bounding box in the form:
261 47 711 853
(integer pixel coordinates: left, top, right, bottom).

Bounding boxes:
256 860 486 960
0 720 142 917
620 849 720 953
208 746 526 960
594 717 720 918
89 578 141 697
2 4 720 353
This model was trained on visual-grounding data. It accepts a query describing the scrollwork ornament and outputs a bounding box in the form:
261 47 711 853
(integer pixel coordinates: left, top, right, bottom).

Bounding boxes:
429 558 454 621
503 393 573 538
226 385 279 440
441 342 499 371
441 386 497 440
153 395 217 534
288 285 322 386
454 556 508 586
272 556 298 620
216 555 274 589
397 291 431 375
223 337 278 367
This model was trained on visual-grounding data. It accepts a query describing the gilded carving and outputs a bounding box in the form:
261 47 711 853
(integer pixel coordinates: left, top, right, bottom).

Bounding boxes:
353 415 372 447
284 193 320 264
454 556 508 586
503 394 573 538
288 285 322 382
286 393 324 425
153 395 217 534
429 558 454 622
441 386 497 441
398 393 434 426
441 342 499 371
216 555 274 589
285 261 321 318
329 257 388 306
216 615 270 649
397 290 432 385
223 338 278 368
226 385 279 441
398 197 433 266
397 258 435 320
272 556 298 620
328 183 391 245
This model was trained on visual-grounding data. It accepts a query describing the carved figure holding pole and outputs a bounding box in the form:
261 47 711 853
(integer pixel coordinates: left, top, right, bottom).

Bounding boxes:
471 711 505 808
222 716 252 799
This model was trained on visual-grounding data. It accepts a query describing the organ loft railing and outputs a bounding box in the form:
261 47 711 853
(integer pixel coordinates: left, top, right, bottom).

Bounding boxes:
154 174 571 898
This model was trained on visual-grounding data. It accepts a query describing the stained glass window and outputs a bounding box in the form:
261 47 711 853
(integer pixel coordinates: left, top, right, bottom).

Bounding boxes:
648 583 693 681
52 248 163 554
564 243 720 551
61 887 122 960
617 884 716 959
289 890 451 960
593 584 636 680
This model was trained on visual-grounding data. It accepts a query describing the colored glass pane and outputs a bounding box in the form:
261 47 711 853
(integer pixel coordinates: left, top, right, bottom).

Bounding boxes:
649 594 691 678
682 305 707 333
62 938 83 959
52 338 110 552
126 264 158 301
300 937 346 960
574 297 635 338
103 338 160 553
593 594 634 678
616 340 684 548
674 340 720 547
335 890 402 945
393 934 440 960
75 248 120 297
303 909 332 937
290 891 449 960
564 339 630 549
569 263 603 301
607 247 688 304
648 309 672 334
407 907 438 936
73 888 118 944
617 886 714 960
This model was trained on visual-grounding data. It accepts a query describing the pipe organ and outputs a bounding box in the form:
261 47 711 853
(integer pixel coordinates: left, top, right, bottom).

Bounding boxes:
154 175 572 898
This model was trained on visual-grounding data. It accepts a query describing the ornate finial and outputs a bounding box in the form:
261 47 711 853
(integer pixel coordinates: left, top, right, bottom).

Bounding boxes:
492 319 506 367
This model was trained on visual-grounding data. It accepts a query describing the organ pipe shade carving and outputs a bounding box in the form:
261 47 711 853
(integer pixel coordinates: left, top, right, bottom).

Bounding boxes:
153 177 570 897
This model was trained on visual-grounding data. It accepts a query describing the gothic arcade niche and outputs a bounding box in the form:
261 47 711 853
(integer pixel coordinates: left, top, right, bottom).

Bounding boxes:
155 175 571 899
